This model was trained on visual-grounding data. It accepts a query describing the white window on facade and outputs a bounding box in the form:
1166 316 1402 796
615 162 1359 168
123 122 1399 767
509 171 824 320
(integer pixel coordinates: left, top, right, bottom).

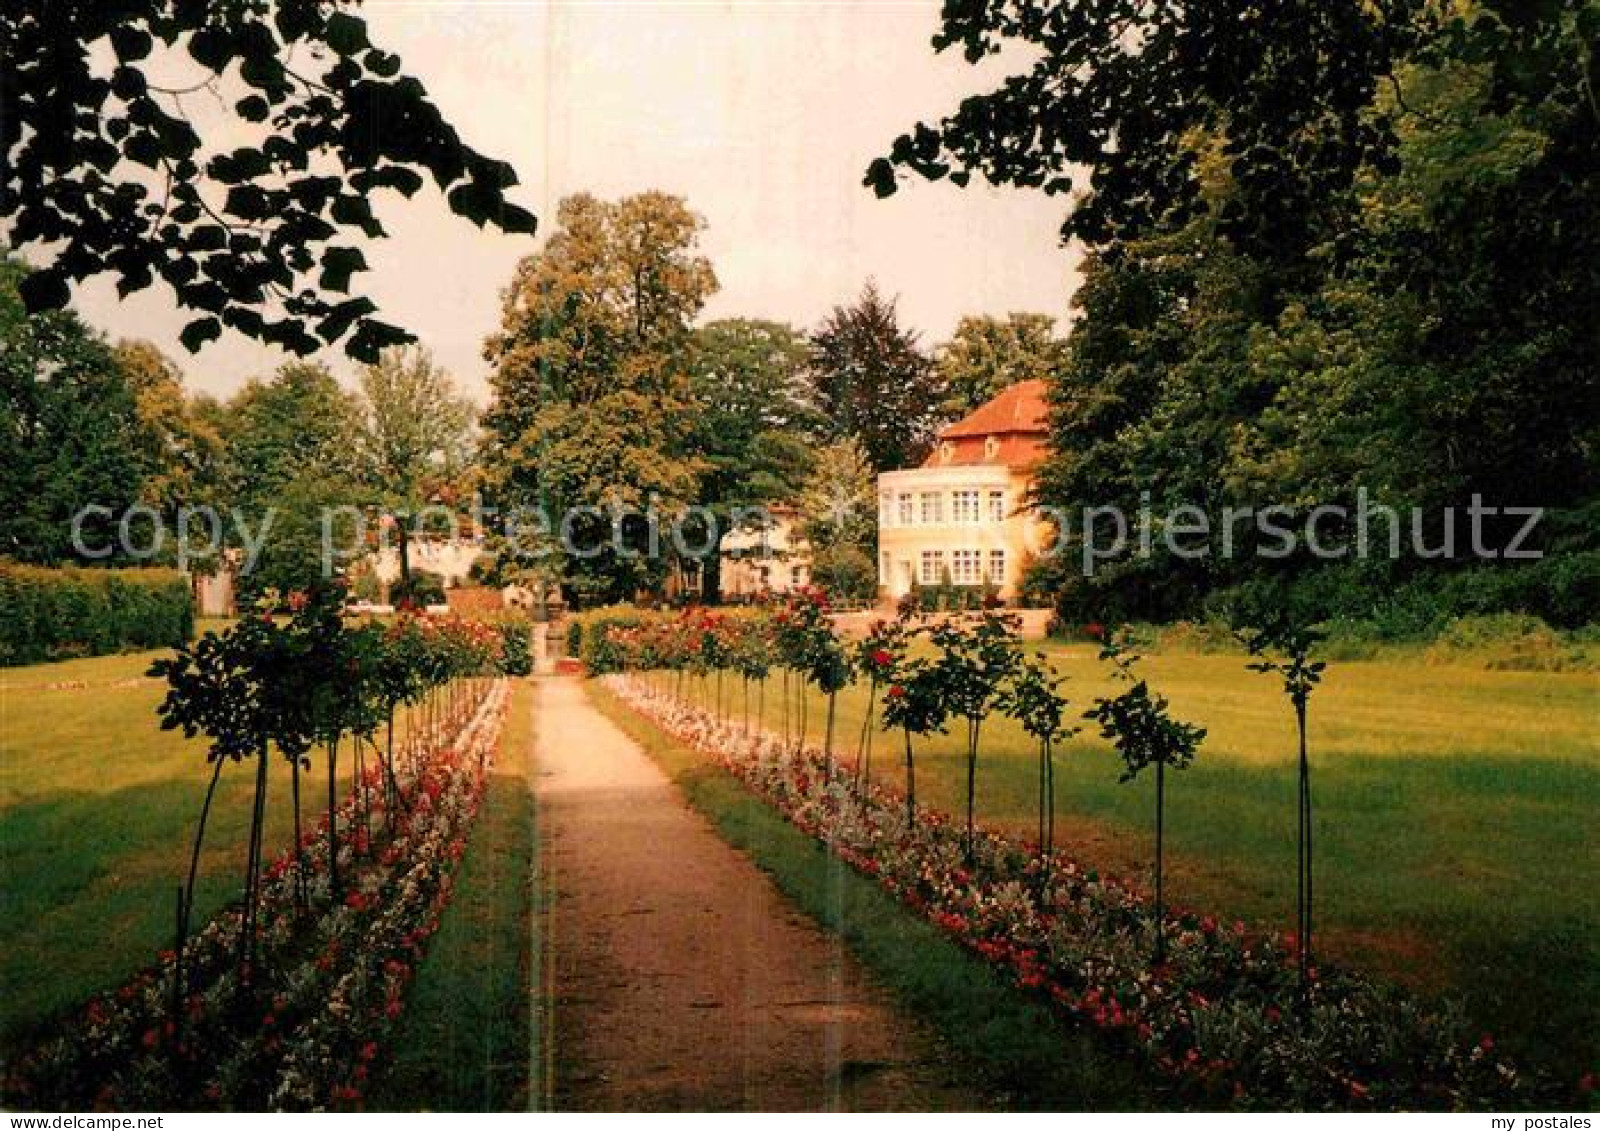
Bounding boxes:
791 565 804 586
952 489 980 523
952 549 981 585
987 489 1007 523
897 492 915 526
988 549 1007 584
880 492 895 528
919 550 945 585
919 491 944 524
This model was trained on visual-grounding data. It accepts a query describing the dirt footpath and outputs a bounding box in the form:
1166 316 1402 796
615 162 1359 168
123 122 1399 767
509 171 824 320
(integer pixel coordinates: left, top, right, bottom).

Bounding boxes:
531 676 984 1111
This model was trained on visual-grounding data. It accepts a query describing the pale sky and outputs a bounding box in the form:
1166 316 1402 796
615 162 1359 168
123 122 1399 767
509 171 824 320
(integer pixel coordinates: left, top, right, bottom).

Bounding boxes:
62 0 1082 403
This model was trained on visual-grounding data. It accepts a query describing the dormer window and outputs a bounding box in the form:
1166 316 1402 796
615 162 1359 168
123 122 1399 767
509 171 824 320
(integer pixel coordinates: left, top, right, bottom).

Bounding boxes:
940 441 955 464
984 435 1000 460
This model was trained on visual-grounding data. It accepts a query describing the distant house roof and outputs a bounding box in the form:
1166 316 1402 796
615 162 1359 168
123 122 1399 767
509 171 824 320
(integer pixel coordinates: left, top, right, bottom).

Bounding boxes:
922 379 1051 469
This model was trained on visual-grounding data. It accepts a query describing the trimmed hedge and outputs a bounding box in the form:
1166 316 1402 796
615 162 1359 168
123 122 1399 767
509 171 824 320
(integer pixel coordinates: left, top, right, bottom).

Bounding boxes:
497 616 533 676
565 603 649 674
0 563 194 666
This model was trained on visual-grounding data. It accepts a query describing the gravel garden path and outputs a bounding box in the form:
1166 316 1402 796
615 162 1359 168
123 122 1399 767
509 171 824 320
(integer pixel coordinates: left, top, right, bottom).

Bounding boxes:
531 675 982 1111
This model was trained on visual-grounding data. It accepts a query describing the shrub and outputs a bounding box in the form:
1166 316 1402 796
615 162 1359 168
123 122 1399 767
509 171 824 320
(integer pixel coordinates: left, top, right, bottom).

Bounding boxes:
0 563 193 666
569 603 649 673
1423 614 1595 672
498 617 533 676
389 569 446 609
808 545 876 602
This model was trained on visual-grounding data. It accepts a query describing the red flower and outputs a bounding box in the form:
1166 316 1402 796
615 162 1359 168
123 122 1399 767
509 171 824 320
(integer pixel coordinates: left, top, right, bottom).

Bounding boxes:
287 590 309 612
1578 1073 1595 1094
1347 1080 1369 1101
1083 622 1105 640
871 649 893 668
887 685 906 700
1478 1035 1495 1053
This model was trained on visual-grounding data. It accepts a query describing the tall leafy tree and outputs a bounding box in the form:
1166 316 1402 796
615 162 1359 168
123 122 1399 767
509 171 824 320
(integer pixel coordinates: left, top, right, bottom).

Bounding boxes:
686 318 817 601
908 2 1600 625
482 192 716 605
935 313 1067 416
354 345 476 584
223 362 360 510
797 437 879 601
115 340 227 519
4 1 536 359
867 0 1419 266
0 255 144 563
807 281 943 472
220 361 361 601
796 438 877 556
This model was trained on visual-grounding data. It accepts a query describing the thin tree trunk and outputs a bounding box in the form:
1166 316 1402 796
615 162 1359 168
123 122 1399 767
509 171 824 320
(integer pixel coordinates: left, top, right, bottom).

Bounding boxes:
326 737 341 898
237 743 269 983
824 691 837 775
1045 737 1055 859
177 756 226 1008
964 718 980 861
903 728 916 828
856 680 877 788
291 756 307 913
1154 758 1166 965
1038 738 1047 853
781 669 791 749
1298 700 1313 1002
383 706 403 831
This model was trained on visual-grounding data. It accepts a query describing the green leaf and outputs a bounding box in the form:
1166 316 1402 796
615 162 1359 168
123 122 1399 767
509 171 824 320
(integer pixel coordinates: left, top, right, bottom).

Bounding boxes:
318 246 367 293
236 95 271 122
365 48 403 77
111 26 154 62
124 132 161 168
325 12 370 56
180 316 223 352
864 157 899 198
19 269 70 312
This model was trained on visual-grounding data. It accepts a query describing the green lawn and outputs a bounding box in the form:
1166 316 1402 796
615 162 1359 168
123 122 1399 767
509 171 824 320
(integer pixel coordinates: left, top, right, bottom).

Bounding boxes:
662 646 1600 1082
374 679 538 1111
0 648 363 1049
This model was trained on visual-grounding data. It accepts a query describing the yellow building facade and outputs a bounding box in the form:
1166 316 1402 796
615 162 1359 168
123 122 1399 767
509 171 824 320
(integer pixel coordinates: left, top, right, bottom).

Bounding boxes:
875 381 1053 603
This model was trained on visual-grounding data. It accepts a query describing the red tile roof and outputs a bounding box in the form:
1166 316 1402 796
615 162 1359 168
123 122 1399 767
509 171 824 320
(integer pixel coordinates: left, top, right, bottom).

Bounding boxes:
940 379 1050 439
922 380 1051 469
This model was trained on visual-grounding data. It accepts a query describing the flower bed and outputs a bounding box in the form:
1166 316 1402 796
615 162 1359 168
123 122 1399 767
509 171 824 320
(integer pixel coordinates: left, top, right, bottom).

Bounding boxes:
3 680 510 1111
606 675 1550 1110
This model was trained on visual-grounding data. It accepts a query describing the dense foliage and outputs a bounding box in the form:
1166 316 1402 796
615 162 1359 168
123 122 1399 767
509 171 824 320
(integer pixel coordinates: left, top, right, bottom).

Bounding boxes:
481 192 716 605
806 281 943 473
877 1 1599 629
0 563 192 665
4 0 536 359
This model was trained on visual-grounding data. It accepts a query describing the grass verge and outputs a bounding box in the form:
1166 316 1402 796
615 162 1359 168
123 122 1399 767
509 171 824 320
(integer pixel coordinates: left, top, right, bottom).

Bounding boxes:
372 680 537 1111
652 648 1600 1083
585 678 1162 1110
